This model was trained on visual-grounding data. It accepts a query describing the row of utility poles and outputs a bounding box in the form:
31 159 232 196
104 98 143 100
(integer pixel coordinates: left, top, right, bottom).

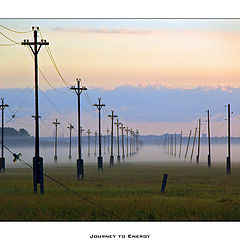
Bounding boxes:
164 105 232 174
5 27 140 194
52 114 139 166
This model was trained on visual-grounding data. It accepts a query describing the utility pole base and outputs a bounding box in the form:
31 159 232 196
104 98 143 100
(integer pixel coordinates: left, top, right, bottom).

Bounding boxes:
0 157 5 172
88 153 90 158
122 155 125 160
33 156 44 194
226 157 231 175
110 156 114 167
207 154 211 168
196 155 199 164
68 155 72 160
54 156 58 162
77 159 84 180
117 155 120 162
98 157 103 171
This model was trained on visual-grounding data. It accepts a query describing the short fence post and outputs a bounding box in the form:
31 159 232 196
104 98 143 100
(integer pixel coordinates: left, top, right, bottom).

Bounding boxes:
161 173 168 193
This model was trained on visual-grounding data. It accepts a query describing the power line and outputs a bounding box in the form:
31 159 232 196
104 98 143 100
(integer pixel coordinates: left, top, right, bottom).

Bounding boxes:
3 144 124 220
26 46 68 94
39 30 73 89
39 88 71 125
6 87 34 124
0 42 18 46
0 25 32 34
0 31 21 45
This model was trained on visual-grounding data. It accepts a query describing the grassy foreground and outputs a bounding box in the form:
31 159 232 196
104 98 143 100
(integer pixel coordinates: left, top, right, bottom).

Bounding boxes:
0 162 240 221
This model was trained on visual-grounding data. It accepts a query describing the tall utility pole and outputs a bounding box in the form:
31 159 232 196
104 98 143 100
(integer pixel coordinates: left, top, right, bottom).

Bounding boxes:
125 127 130 157
227 104 231 175
67 124 74 159
196 119 201 164
167 134 169 154
190 127 198 162
52 118 60 161
22 27 49 194
108 111 117 167
179 131 182 158
115 119 121 162
207 109 211 168
80 126 84 143
86 129 91 157
0 98 9 172
70 78 87 180
136 130 139 151
184 130 192 160
106 128 110 153
133 131 136 153
94 98 105 171
132 129 135 155
119 124 125 159
103 135 106 155
174 133 176 157
171 134 173 156
94 131 97 156
130 128 133 156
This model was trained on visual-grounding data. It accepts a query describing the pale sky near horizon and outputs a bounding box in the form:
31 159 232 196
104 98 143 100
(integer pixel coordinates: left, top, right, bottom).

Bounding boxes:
1 19 240 90
1 19 240 136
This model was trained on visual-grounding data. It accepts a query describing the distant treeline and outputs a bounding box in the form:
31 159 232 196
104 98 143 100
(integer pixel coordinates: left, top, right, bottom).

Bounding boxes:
0 127 30 137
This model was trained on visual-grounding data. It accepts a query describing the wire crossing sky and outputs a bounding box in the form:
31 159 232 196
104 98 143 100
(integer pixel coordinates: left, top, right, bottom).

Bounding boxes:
2 19 240 89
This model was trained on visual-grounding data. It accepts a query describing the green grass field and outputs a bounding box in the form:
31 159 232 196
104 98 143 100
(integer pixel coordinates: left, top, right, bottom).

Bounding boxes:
0 162 240 221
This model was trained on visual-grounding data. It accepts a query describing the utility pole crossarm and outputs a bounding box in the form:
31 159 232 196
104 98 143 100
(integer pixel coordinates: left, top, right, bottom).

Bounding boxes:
70 78 87 95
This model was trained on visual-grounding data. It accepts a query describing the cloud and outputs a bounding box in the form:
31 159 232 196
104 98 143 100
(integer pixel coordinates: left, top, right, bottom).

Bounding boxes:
53 27 156 34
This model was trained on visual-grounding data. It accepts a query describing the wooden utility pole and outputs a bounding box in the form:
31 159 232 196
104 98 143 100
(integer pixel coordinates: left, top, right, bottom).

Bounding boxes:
190 127 197 162
67 124 74 159
184 130 192 160
207 109 211 168
136 130 139 151
22 27 49 194
132 131 135 154
52 118 60 161
133 131 136 153
86 129 91 157
196 119 201 164
106 128 110 153
94 131 97 156
0 98 9 172
130 129 134 156
80 126 84 154
94 98 105 171
125 127 130 157
119 124 125 159
108 111 117 167
70 78 87 180
227 104 231 175
167 134 169 153
115 119 121 162
171 134 173 156
103 135 106 155
179 131 182 158
174 133 176 157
